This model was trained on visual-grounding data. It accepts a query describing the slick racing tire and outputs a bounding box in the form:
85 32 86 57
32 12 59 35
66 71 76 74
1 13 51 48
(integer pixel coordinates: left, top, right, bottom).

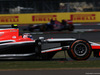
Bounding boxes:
67 39 92 60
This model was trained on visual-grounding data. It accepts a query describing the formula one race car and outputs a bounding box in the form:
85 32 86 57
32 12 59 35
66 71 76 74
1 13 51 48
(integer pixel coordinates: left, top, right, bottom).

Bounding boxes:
0 25 100 61
28 20 74 32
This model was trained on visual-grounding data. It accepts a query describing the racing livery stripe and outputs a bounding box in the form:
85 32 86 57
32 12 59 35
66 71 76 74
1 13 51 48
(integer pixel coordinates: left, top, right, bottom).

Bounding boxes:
41 47 62 53
0 40 15 43
0 41 35 46
92 46 100 49
41 46 69 53
89 41 100 49
0 28 16 30
46 38 76 42
0 53 35 57
89 41 100 46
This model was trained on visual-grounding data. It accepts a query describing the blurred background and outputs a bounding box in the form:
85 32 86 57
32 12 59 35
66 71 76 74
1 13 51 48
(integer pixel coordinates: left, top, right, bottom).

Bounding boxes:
0 0 99 14
0 0 99 33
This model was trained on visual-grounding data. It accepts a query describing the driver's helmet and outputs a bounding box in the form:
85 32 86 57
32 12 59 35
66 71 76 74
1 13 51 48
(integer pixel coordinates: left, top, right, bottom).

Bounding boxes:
11 24 18 28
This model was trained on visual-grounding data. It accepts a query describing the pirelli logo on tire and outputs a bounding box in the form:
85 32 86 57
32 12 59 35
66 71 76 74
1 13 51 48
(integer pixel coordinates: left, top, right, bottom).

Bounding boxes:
32 15 57 22
0 16 19 22
70 14 96 21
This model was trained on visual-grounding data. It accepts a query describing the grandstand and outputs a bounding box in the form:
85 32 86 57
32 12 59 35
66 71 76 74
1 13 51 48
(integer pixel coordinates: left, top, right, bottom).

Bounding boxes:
0 0 99 14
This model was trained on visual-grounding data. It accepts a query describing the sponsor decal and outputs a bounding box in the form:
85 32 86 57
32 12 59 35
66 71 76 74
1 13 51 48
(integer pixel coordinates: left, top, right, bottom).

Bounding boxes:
32 15 57 21
0 32 4 36
0 16 19 22
12 36 16 39
10 30 17 32
70 14 96 21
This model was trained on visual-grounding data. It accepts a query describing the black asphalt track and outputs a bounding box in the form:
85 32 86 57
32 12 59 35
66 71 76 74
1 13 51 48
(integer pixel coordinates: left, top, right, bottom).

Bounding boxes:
33 31 100 42
0 69 100 75
75 25 100 29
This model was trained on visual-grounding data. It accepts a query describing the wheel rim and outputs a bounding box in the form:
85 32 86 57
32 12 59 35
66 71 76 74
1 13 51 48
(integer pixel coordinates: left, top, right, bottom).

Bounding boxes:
74 43 88 56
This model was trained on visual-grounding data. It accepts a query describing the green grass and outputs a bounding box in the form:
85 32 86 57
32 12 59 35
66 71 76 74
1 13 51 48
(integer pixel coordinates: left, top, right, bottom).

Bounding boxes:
0 60 100 69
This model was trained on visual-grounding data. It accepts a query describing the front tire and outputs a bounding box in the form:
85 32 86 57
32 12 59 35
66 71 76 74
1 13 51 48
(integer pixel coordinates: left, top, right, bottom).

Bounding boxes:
67 39 92 60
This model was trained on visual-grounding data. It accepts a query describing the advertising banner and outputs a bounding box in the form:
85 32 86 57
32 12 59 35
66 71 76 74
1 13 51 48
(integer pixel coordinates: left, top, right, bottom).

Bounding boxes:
0 12 99 25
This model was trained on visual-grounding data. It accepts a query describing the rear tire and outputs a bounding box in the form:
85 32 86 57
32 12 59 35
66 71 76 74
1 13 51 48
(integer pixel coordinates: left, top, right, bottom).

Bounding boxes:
67 39 92 60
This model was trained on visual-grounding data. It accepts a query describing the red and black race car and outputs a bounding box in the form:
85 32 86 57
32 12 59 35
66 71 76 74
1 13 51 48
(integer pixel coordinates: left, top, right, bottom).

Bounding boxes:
28 20 74 32
0 24 99 60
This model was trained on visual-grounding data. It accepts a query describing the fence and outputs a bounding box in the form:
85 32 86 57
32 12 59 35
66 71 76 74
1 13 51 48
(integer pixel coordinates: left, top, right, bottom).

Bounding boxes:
0 0 99 14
